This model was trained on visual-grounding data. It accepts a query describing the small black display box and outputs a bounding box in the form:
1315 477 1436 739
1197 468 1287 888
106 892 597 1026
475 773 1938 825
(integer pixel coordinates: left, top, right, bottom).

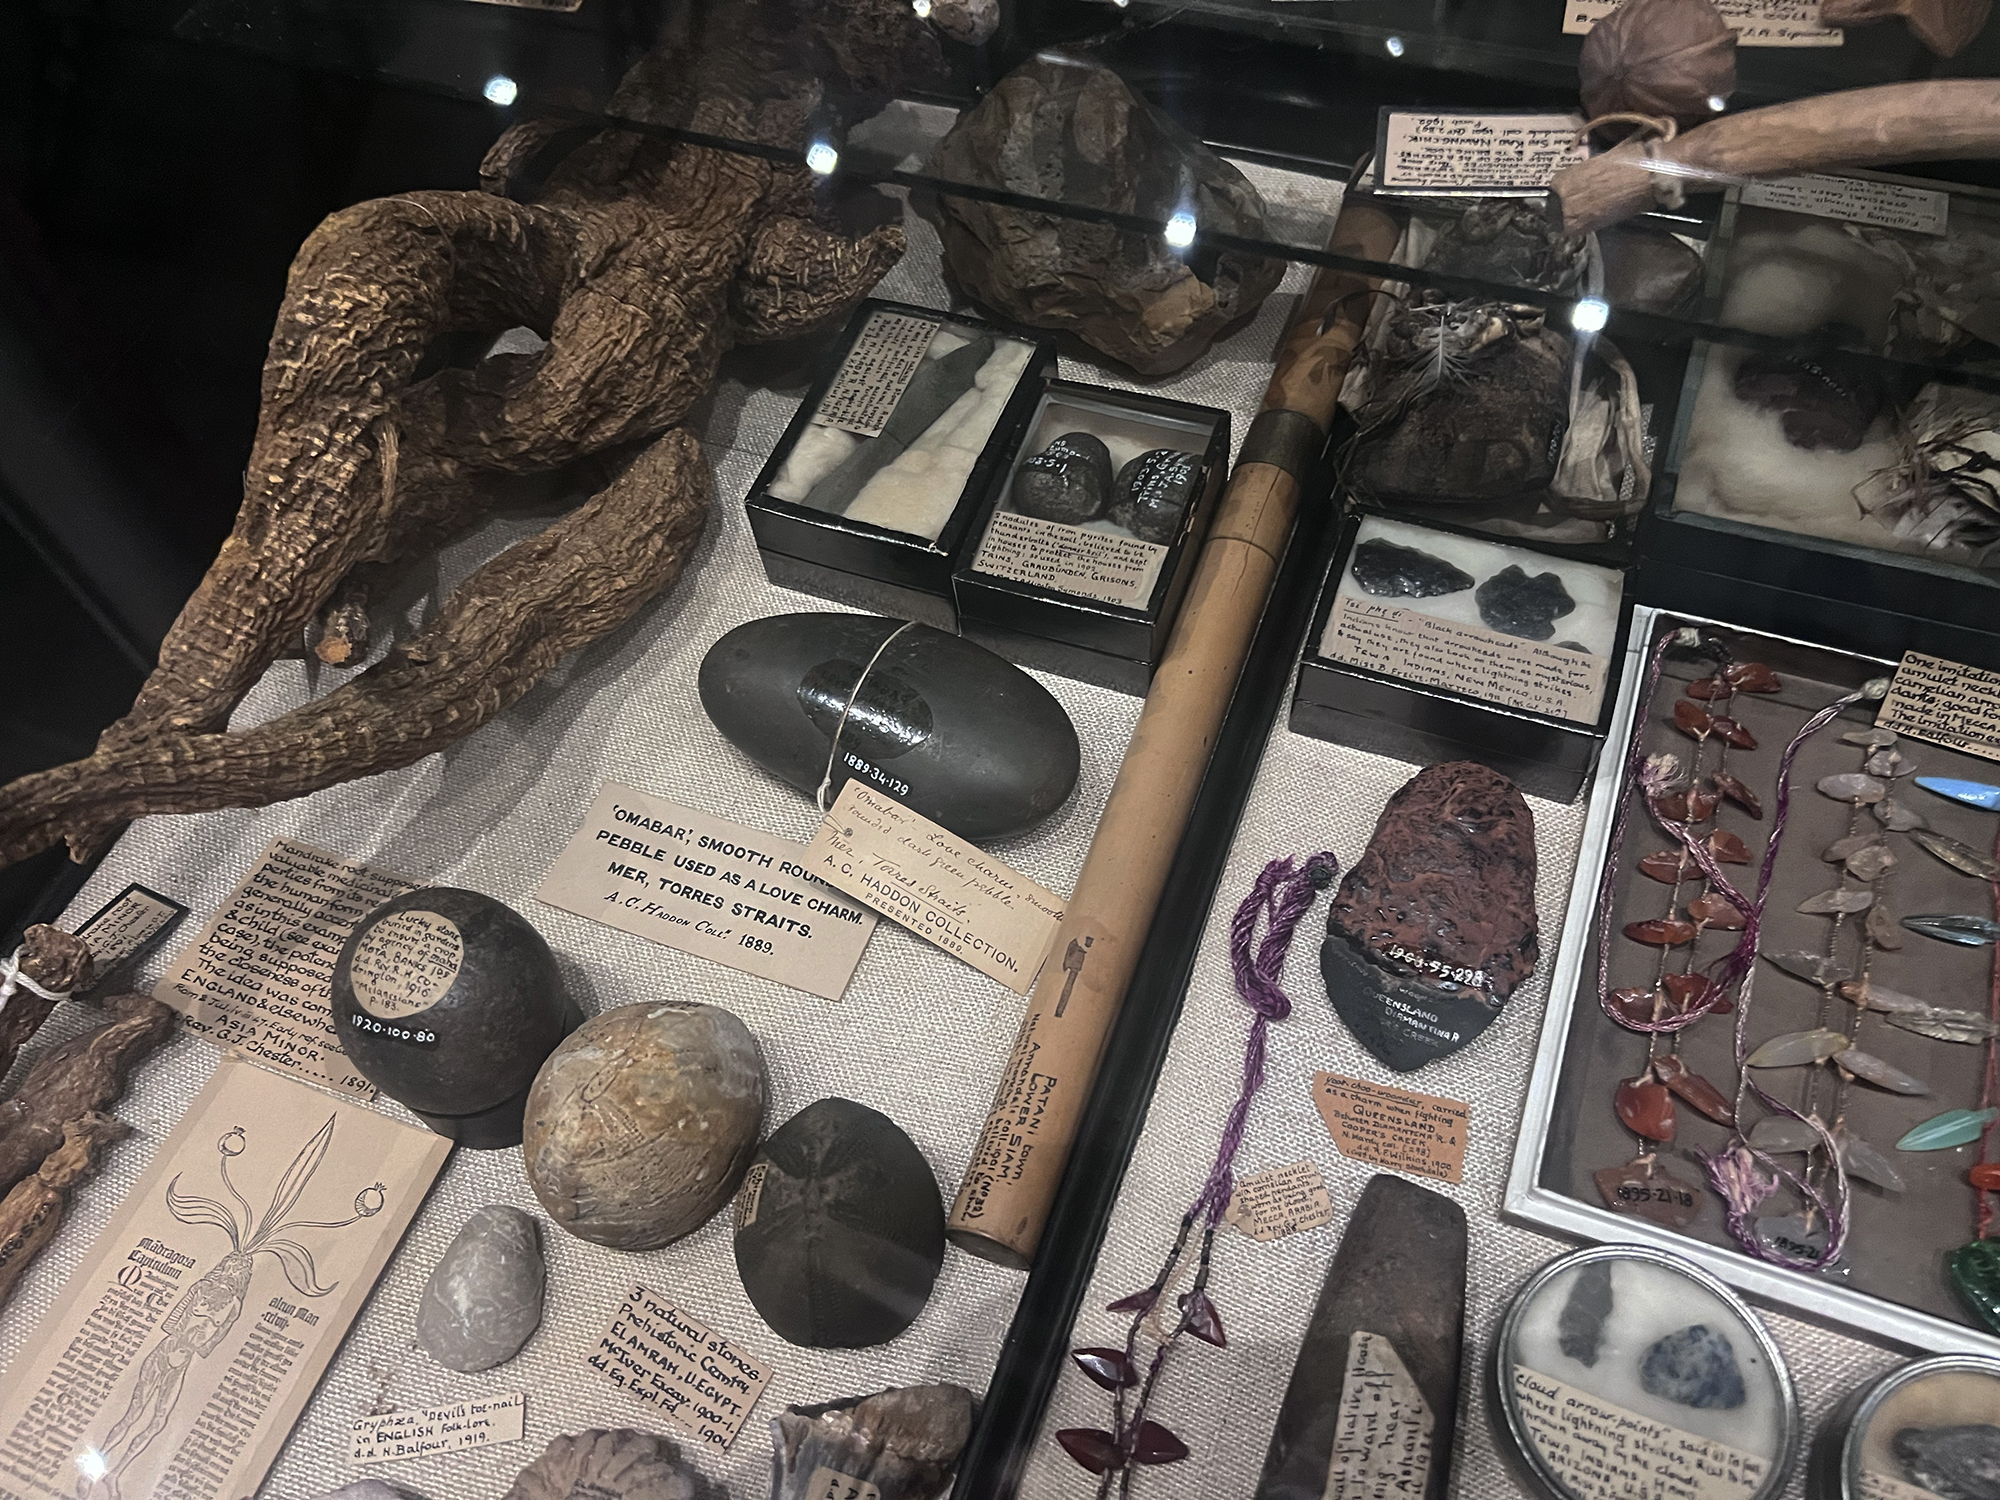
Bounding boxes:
1292 512 1633 802
952 381 1229 695
746 299 1056 629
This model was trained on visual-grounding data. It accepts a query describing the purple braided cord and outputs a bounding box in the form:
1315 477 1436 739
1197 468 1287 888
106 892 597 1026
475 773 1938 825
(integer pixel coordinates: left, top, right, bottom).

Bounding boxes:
1190 851 1340 1228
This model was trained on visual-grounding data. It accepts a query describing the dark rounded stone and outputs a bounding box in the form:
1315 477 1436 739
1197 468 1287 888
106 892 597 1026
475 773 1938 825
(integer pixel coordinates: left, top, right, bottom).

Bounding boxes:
1109 448 1201 545
332 889 581 1148
1474 564 1576 641
1350 539 1473 599
734 1098 944 1349
1640 1324 1747 1410
1895 1424 2000 1500
1321 761 1538 1071
699 613 1080 841
1013 432 1111 525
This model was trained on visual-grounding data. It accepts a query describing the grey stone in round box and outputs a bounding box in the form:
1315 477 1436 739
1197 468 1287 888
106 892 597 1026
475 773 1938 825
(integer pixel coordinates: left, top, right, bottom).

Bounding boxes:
734 1098 944 1348
332 888 582 1149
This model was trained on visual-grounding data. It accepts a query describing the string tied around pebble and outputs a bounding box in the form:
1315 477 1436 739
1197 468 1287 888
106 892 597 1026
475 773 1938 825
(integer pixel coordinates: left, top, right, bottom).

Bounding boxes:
0 946 68 1019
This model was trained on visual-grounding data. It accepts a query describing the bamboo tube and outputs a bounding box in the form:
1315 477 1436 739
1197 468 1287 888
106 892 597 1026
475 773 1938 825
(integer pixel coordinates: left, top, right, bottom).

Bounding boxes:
1553 79 2000 235
948 204 1403 1268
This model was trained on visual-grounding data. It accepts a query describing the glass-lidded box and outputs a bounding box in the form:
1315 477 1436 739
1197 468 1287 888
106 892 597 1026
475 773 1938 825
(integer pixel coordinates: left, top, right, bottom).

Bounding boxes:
954 381 1228 693
1648 172 2000 669
1812 1354 2000 1500
747 299 1055 628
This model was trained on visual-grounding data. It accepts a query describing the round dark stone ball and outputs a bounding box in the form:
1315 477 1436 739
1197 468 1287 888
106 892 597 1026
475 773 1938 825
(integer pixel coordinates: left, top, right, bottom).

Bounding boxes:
1012 431 1112 525
332 888 580 1148
733 1098 945 1348
1109 448 1200 544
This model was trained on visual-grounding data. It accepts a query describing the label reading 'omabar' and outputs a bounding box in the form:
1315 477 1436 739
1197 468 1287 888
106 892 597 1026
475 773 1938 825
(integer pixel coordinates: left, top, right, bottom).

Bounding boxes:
1224 1161 1336 1243
73 883 187 979
813 310 940 438
1563 0 1839 43
1322 594 1607 725
1511 1366 1769 1499
971 508 1168 610
583 1285 772 1451
348 1394 526 1465
1380 111 1587 191
1326 1332 1434 1499
537 782 877 1002
1313 1072 1470 1184
1740 173 1949 235
1878 650 2000 761
155 837 418 1099
805 782 1065 996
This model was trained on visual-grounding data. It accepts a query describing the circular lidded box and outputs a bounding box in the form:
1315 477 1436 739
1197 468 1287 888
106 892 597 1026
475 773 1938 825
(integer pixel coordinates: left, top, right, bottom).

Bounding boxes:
1494 1245 1799 1500
1810 1353 2000 1500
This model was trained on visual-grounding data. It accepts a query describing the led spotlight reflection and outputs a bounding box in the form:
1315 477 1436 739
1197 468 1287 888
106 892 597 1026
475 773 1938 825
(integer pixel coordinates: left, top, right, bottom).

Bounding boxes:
1572 297 1610 333
1385 35 1406 56
1164 212 1197 248
1707 94 1727 111
912 0 932 14
76 1453 108 1483
483 75 518 106
807 141 839 176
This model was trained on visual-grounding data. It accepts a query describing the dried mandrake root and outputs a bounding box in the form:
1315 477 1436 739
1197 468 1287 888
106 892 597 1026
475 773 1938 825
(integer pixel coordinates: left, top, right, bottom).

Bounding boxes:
0 0 943 869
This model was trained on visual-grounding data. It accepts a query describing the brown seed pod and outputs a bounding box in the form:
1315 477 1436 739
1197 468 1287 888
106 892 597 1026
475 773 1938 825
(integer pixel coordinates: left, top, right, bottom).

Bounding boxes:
1580 0 1737 126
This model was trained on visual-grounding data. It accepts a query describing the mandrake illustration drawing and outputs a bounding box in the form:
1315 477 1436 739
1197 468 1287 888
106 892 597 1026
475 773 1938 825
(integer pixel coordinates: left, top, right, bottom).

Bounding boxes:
80 1118 384 1500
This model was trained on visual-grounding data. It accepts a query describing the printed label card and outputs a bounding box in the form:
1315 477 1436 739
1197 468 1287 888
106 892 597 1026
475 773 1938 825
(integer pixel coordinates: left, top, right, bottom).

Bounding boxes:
0 1060 448 1500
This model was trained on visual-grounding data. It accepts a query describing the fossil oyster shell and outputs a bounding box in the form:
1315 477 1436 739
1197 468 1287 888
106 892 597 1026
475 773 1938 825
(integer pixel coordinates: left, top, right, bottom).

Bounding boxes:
771 1384 977 1500
502 1429 697 1500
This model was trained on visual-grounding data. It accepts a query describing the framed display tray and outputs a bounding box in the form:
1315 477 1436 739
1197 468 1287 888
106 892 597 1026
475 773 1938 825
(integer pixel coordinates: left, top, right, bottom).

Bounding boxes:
1507 604 2000 1358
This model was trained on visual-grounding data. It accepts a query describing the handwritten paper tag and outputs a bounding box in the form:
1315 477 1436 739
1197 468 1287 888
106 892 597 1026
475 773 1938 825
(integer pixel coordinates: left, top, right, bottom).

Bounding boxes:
1224 1161 1336 1243
583 1285 772 1452
1313 1072 1470 1184
1323 594 1608 724
1595 1160 1705 1228
1379 111 1587 192
156 837 418 1098
1861 1472 1945 1500
1327 1332 1434 1499
804 1470 884 1500
806 782 1065 995
1563 0 1839 43
970 509 1168 610
74 883 186 980
1741 173 1950 235
1878 650 2000 762
814 310 940 438
1511 1366 1770 1498
348 1394 526 1465
537 782 876 1001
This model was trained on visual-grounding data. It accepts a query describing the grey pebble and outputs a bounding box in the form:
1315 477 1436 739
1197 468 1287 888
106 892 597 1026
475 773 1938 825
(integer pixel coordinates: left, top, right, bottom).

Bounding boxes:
1639 1323 1746 1410
416 1205 545 1372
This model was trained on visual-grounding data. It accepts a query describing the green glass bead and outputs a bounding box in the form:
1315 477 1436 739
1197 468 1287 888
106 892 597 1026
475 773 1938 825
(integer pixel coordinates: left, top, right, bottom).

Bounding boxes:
1951 1239 2000 1336
1897 1107 2000 1152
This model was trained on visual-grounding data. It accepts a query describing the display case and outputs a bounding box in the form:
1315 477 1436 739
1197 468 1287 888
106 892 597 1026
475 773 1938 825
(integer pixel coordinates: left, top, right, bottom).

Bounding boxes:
8 3 2000 1500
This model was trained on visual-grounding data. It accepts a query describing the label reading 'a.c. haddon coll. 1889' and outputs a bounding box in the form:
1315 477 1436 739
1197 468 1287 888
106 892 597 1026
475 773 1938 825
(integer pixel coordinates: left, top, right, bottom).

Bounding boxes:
1563 0 1839 43
537 781 877 1002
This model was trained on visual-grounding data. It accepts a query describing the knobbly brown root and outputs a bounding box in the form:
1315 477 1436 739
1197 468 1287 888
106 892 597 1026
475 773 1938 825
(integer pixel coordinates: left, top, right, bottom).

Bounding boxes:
0 926 97 1085
0 0 938 870
0 433 709 867
0 1111 127 1310
0 994 173 1196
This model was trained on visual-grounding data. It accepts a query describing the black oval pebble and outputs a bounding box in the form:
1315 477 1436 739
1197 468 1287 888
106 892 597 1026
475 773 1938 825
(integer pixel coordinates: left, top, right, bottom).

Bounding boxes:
734 1098 945 1348
332 889 581 1148
1109 448 1200 545
699 614 1080 841
1013 432 1111 525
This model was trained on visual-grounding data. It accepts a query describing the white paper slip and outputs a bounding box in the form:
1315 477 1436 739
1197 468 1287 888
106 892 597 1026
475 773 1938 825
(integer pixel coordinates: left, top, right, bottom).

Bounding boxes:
348 1394 527 1465
1563 0 1840 43
805 782 1065 995
1879 650 2000 761
1379 111 1587 192
1740 173 1949 235
537 782 877 1001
